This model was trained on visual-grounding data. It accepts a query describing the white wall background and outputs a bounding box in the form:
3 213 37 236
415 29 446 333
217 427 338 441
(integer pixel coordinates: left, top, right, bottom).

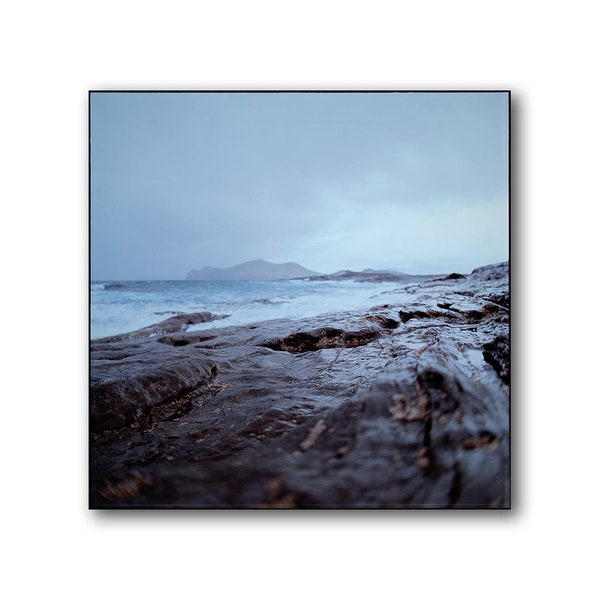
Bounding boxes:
1 2 598 599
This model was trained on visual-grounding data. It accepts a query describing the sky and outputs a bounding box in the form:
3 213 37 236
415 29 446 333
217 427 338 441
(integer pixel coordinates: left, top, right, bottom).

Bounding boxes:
90 91 509 280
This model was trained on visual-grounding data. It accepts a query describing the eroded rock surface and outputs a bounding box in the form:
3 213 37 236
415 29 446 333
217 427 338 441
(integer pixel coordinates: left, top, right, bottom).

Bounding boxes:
90 262 510 508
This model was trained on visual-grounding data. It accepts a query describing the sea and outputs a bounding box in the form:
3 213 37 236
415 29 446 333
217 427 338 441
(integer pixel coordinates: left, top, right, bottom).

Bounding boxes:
90 279 406 340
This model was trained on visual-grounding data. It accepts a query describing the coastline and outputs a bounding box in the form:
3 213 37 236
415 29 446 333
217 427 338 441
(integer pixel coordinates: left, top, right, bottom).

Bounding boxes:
90 262 510 508
90 277 411 341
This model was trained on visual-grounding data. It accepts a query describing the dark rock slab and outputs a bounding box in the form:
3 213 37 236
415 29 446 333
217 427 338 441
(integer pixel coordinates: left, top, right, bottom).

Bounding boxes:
92 312 228 344
90 343 218 432
261 325 384 353
90 262 510 508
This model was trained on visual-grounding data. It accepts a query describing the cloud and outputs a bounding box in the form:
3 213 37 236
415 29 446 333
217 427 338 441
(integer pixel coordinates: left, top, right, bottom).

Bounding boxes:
91 92 509 279
296 178 508 273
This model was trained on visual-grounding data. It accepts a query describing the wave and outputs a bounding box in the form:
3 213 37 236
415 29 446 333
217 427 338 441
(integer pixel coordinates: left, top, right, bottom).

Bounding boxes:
91 283 128 291
91 278 403 339
250 298 289 305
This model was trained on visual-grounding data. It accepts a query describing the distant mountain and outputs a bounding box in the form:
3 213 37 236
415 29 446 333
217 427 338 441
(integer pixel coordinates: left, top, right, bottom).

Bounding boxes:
186 259 322 281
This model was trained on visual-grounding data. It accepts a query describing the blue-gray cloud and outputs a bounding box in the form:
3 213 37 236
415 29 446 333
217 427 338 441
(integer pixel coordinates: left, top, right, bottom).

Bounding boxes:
91 92 508 279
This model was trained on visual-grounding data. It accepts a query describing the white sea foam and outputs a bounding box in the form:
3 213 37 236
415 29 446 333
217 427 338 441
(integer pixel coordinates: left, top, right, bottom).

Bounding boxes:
90 279 409 339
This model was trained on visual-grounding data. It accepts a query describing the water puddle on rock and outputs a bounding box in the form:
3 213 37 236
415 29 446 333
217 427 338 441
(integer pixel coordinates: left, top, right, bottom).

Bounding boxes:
464 348 485 368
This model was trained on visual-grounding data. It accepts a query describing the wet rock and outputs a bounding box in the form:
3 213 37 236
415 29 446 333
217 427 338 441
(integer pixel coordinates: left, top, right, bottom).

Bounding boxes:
366 314 400 330
306 270 436 283
90 261 510 508
261 325 384 353
90 346 218 432
399 308 441 322
483 335 510 384
92 312 229 344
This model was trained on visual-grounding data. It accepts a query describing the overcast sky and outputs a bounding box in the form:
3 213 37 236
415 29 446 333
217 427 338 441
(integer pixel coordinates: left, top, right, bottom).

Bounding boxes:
91 91 508 280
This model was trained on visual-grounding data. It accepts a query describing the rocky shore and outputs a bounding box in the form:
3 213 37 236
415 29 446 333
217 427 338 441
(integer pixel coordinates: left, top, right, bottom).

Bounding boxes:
90 262 510 508
302 269 436 283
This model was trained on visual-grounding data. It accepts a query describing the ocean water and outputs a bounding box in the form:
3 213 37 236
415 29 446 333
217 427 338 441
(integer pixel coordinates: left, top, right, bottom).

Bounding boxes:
90 279 405 340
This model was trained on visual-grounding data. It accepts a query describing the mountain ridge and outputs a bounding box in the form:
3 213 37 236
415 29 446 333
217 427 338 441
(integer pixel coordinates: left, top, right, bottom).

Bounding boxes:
186 259 321 281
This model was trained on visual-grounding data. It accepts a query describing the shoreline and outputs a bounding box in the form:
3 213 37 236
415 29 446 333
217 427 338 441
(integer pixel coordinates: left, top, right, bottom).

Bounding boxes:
90 262 510 508
90 275 443 341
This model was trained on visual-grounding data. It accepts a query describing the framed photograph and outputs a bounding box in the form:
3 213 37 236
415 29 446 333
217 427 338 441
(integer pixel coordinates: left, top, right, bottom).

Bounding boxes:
90 91 510 508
